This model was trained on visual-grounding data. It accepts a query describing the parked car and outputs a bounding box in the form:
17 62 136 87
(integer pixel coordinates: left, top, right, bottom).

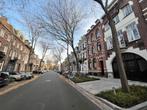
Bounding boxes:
9 72 22 81
56 70 62 74
26 72 34 79
0 72 9 87
20 72 33 80
20 72 28 80
32 70 43 74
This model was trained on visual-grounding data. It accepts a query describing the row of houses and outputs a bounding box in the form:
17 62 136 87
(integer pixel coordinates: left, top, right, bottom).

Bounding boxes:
0 16 41 72
62 0 147 82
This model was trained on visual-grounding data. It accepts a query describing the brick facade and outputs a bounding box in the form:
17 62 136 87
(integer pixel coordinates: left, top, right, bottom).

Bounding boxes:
85 20 107 76
0 16 32 72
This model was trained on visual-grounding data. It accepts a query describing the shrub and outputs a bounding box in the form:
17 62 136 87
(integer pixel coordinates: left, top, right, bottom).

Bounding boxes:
96 85 147 108
71 76 99 83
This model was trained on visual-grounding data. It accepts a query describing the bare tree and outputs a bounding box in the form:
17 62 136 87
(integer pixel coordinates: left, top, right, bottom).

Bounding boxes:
94 0 129 92
53 46 64 71
36 0 85 74
38 38 52 70
18 11 44 71
55 40 71 72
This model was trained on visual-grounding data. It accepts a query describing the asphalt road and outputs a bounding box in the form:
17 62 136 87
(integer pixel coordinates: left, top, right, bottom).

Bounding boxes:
0 71 100 110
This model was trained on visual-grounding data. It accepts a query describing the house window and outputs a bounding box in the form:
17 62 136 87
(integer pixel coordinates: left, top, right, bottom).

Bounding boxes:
106 36 113 50
7 35 11 41
12 52 15 59
126 22 140 42
20 46 23 50
3 47 8 53
13 40 16 46
18 55 21 59
84 53 86 59
9 51 12 57
93 58 97 69
92 46 94 54
117 30 126 48
113 15 120 24
97 43 102 51
17 43 19 48
122 4 133 17
88 60 92 69
88 48 90 55
0 29 5 37
91 33 93 41
96 29 100 38
0 62 4 71
104 23 110 31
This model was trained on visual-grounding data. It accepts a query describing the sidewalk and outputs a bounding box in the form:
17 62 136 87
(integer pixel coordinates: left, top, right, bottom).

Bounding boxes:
60 75 147 110
77 76 147 94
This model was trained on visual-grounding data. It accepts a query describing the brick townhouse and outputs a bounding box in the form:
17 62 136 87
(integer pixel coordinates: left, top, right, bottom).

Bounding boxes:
85 20 107 76
0 17 12 71
0 16 32 72
102 0 147 82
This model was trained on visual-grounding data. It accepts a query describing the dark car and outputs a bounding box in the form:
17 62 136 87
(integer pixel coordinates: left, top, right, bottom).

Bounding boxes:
0 72 9 87
33 70 43 74
56 71 62 74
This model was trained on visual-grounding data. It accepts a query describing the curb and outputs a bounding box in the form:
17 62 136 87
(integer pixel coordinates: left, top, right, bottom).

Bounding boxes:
59 75 113 110
0 75 39 96
59 75 147 110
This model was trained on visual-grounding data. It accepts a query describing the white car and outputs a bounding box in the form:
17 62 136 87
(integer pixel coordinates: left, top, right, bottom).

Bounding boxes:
9 72 22 81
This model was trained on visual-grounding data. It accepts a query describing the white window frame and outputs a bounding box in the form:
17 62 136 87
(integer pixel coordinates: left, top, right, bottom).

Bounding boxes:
3 46 8 53
106 36 113 50
113 15 120 24
117 30 126 48
126 22 140 42
122 4 133 18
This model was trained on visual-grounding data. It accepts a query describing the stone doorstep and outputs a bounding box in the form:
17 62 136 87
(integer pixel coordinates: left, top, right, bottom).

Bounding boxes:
59 75 147 110
0 75 39 96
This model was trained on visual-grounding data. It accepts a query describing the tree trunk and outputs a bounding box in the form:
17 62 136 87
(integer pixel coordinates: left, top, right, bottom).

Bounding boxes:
107 14 130 93
26 49 33 72
94 0 130 92
38 59 43 70
71 44 80 75
67 43 70 72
